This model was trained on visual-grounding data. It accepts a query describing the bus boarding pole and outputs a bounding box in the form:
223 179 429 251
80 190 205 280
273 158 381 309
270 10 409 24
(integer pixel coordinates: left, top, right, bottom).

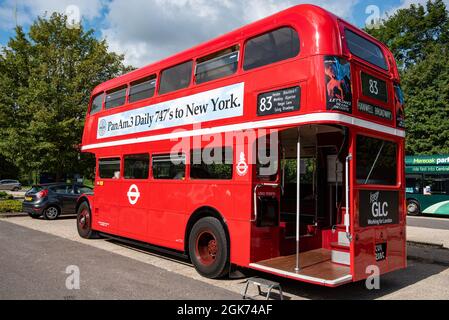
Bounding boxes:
295 131 301 272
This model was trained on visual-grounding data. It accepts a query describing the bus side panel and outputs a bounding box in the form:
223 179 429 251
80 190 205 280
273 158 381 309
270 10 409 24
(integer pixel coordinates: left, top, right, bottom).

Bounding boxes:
185 182 251 267
92 180 120 234
227 219 252 267
118 180 149 239
147 181 187 251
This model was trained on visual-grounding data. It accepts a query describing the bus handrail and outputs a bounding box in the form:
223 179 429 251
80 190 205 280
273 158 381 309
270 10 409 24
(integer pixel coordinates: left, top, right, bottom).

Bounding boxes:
345 154 353 242
252 183 280 223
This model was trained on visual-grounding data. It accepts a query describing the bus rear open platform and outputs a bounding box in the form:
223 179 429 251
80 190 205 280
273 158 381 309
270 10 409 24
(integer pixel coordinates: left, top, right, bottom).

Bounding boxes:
250 248 352 287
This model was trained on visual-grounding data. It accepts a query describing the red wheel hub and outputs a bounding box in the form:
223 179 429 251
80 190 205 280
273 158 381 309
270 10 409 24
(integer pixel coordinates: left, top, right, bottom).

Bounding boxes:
196 231 218 266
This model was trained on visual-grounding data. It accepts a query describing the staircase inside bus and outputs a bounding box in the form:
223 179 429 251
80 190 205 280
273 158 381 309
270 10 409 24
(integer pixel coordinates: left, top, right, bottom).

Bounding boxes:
250 124 352 287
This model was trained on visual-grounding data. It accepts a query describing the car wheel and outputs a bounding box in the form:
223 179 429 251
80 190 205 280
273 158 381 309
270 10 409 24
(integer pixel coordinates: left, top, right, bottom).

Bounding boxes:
77 201 99 239
44 206 60 220
189 217 229 279
28 213 41 219
407 200 421 216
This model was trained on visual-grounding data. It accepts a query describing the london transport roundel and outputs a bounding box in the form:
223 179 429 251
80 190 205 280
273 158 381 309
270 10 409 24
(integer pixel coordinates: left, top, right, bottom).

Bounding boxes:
236 152 248 177
127 184 140 205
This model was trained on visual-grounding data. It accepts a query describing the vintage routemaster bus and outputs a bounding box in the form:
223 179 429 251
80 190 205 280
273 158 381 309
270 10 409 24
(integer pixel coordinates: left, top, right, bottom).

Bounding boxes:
77 4 406 287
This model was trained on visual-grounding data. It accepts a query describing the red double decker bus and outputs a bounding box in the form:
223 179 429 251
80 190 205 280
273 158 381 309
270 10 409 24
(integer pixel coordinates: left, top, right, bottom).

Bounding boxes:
77 4 406 287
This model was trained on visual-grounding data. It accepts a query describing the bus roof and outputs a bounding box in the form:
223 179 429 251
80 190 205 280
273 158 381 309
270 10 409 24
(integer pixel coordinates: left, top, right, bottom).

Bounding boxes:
91 4 391 96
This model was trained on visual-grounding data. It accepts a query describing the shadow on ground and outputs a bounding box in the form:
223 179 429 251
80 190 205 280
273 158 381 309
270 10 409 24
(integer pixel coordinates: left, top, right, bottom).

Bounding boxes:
106 238 449 300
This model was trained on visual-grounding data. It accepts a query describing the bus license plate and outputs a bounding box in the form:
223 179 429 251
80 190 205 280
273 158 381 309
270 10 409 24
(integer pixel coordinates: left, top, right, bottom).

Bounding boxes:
375 243 387 261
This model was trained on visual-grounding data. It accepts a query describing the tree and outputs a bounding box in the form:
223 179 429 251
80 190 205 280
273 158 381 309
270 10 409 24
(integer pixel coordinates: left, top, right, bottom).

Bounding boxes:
365 0 449 154
0 13 133 183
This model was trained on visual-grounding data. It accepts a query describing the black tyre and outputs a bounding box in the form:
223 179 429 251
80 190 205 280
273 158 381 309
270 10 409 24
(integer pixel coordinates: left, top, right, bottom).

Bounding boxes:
28 213 41 219
188 216 229 279
407 199 421 216
77 201 99 239
43 206 60 220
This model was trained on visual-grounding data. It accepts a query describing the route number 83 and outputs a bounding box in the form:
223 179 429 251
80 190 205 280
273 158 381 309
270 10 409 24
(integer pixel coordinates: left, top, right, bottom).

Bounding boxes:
259 96 273 112
369 79 379 95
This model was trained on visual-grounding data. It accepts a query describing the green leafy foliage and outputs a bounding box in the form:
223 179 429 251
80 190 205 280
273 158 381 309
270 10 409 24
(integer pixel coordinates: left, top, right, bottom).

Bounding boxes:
365 0 449 154
0 200 23 213
0 13 134 181
0 191 14 200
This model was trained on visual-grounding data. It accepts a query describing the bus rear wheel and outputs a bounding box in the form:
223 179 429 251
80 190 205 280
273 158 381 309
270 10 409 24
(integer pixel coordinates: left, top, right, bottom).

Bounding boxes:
407 200 421 216
189 217 229 279
77 201 99 239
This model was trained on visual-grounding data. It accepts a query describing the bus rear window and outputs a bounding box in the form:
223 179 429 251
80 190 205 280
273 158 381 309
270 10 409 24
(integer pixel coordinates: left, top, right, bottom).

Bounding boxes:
356 136 397 185
345 29 388 70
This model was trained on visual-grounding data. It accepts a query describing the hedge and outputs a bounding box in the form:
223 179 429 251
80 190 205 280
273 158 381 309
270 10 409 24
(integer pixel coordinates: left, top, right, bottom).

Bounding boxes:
0 192 14 200
0 200 23 213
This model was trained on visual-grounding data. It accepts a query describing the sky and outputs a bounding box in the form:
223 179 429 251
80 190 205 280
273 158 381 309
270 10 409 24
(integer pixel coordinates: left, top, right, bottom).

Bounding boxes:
0 0 447 68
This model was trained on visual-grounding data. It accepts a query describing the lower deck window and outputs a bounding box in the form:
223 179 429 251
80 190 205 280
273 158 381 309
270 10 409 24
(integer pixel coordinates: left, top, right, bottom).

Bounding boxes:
152 154 186 180
190 148 233 180
99 158 121 179
124 154 149 179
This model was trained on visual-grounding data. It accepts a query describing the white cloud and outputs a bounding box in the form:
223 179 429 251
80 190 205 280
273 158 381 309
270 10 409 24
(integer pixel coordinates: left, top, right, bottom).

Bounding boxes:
0 0 359 68
0 0 105 30
101 0 359 68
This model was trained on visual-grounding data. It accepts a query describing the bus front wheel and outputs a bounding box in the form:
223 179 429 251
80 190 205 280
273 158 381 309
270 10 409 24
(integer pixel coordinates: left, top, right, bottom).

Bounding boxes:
77 201 99 239
407 200 421 216
189 217 229 279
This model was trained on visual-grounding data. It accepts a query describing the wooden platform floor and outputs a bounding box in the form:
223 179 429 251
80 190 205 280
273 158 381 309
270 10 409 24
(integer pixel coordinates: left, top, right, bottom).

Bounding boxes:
249 248 352 286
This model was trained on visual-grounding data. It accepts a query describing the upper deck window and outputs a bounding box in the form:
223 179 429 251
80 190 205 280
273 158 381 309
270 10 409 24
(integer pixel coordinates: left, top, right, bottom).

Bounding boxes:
345 29 388 70
129 76 157 103
159 61 193 95
243 27 300 71
105 86 127 109
195 47 239 84
90 93 104 115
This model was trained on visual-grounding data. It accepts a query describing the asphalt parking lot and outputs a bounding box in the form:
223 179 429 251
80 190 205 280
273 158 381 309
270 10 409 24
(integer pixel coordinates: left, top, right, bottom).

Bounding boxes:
1 216 449 300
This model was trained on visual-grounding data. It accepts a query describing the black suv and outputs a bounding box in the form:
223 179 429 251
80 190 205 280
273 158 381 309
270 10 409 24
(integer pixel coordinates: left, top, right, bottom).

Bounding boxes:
23 183 93 220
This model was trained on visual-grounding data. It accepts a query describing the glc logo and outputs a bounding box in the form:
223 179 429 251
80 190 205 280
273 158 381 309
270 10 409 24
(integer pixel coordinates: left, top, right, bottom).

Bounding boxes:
98 119 107 137
127 184 140 205
370 191 388 217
